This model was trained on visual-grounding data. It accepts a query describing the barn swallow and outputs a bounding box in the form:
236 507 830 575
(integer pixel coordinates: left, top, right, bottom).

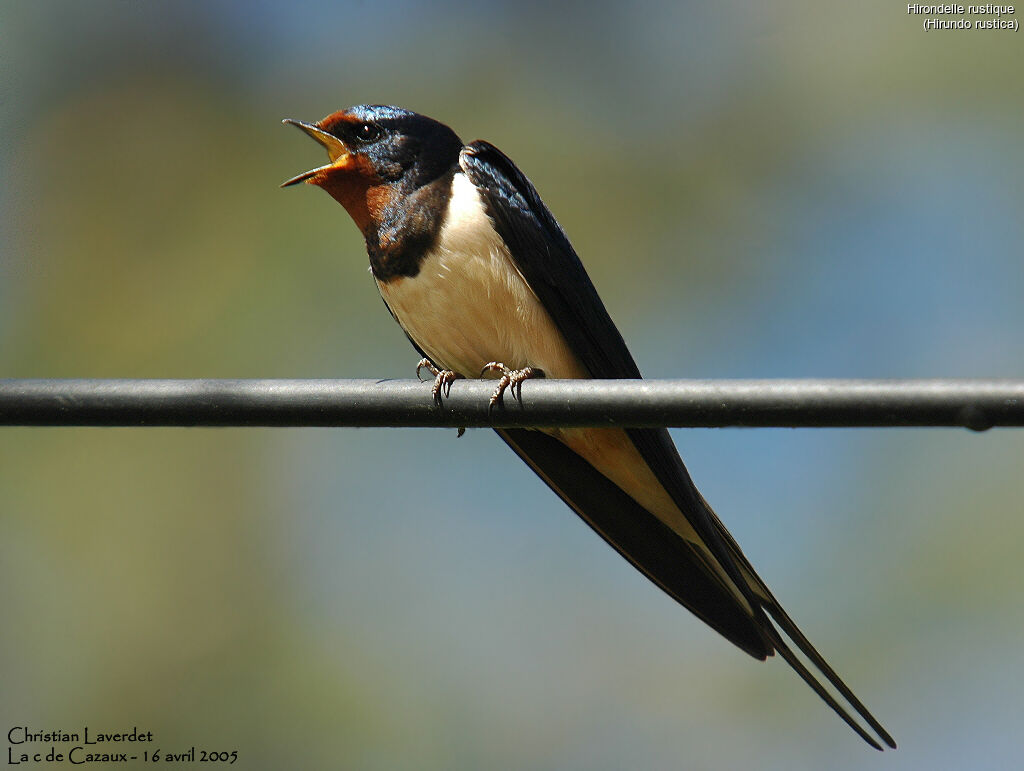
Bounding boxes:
282 105 895 750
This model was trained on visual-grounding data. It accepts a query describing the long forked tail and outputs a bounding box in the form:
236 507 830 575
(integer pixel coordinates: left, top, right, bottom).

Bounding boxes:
760 610 896 750
704 493 897 750
497 426 895 750
632 422 897 751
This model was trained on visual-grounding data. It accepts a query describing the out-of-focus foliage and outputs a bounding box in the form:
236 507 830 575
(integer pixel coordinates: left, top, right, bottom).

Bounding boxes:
2 2 1022 768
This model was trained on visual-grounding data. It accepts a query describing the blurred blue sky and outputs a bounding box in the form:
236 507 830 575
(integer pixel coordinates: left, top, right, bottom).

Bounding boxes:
2 1 1023 768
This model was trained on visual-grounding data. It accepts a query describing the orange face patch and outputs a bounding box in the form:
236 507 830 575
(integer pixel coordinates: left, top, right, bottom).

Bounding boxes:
312 150 382 233
364 184 395 227
299 112 386 233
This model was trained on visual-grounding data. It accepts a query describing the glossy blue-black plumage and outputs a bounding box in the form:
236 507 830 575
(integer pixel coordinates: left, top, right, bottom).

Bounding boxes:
460 139 895 750
461 141 771 651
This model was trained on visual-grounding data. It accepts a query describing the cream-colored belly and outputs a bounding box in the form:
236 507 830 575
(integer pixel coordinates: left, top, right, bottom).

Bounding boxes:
376 172 700 544
376 233 584 381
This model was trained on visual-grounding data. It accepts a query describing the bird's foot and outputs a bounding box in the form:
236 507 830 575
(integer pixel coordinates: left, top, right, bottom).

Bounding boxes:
479 362 544 409
416 358 460 403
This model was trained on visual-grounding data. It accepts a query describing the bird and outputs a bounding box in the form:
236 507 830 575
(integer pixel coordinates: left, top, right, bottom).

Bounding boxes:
281 104 895 750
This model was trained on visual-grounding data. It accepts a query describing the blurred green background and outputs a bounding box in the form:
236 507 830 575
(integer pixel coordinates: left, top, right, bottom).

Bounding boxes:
2 1 1023 768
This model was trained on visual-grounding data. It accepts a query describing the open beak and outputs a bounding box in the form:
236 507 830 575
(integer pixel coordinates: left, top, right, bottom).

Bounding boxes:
280 119 352 187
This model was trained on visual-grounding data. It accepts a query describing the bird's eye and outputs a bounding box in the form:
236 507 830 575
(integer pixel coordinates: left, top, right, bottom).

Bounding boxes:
355 123 381 143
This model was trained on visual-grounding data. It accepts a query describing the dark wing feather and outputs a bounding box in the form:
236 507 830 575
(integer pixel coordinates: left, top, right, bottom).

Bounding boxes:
496 427 771 659
460 140 759 606
460 140 894 750
460 141 641 380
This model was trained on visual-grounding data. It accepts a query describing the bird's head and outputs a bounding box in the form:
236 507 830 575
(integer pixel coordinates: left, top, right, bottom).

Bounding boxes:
281 105 463 233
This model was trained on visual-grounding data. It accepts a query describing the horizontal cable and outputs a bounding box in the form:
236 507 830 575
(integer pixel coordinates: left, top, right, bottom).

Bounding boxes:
0 378 1021 430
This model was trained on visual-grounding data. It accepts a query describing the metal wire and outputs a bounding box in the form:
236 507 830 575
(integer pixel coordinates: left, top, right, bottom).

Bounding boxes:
1 378 1022 430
